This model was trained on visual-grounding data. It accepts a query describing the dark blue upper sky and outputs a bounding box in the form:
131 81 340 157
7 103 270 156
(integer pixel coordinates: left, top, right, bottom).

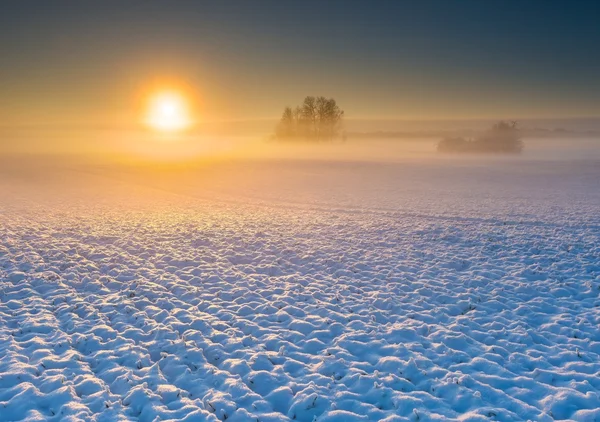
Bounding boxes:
1 0 599 125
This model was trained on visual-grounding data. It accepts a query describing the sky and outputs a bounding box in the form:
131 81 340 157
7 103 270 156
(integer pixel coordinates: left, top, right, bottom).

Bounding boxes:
1 0 600 130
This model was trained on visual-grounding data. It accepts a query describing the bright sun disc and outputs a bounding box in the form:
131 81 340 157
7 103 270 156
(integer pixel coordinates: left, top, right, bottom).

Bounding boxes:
145 91 192 132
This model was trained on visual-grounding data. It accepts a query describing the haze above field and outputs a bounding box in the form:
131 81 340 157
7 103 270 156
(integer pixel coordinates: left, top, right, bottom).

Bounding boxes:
1 0 600 156
0 1 599 159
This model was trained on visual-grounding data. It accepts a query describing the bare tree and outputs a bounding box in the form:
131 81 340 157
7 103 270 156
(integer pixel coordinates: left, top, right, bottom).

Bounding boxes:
276 106 295 139
315 96 344 141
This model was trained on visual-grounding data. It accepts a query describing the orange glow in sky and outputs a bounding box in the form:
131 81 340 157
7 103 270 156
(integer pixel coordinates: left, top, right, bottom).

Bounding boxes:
145 91 193 132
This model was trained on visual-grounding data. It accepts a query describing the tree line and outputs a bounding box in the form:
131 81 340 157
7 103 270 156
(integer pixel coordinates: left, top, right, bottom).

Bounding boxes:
273 97 524 153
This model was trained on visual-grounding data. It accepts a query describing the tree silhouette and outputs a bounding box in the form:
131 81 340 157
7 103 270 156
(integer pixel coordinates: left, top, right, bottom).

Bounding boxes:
275 107 295 139
275 96 344 141
438 121 523 154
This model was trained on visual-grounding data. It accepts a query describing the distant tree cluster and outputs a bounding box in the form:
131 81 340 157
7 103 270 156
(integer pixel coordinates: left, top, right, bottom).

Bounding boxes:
438 121 524 154
275 96 344 141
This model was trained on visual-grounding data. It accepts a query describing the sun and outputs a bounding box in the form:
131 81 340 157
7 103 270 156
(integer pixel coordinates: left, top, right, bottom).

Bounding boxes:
145 91 192 132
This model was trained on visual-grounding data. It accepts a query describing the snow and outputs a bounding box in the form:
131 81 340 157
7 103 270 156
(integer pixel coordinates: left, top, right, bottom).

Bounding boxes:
1 154 600 421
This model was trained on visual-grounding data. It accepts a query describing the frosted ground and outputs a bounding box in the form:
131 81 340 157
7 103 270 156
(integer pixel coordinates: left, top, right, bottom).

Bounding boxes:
1 148 600 421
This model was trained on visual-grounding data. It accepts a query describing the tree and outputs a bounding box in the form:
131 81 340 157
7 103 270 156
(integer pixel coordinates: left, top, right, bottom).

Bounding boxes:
275 96 344 141
276 107 295 139
478 120 523 153
316 96 344 141
438 121 523 154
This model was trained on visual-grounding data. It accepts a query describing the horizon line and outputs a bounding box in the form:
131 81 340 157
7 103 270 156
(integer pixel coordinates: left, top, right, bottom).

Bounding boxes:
2 115 600 132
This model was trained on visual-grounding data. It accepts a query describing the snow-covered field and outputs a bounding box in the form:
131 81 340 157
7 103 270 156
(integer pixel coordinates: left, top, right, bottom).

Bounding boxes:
1 153 600 421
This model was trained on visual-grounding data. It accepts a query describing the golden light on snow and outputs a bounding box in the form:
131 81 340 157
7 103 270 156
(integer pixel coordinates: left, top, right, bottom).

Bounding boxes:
145 91 193 132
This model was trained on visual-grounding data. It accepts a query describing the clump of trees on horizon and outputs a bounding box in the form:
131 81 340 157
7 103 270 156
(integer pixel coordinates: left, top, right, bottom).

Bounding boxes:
275 96 344 141
438 121 524 154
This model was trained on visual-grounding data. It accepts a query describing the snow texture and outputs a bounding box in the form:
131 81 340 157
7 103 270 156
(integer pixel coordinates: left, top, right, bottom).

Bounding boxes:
1 157 599 421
